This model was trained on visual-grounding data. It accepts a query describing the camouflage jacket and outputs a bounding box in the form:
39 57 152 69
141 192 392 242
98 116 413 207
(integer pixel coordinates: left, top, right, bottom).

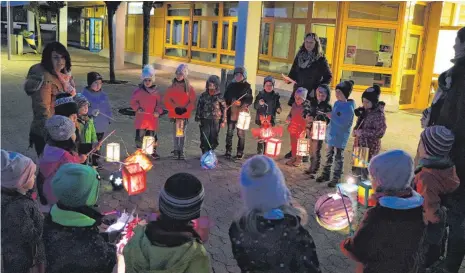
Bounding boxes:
195 91 227 122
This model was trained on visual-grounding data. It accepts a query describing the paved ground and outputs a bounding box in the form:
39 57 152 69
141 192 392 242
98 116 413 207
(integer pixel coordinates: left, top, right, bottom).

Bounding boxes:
2 48 464 273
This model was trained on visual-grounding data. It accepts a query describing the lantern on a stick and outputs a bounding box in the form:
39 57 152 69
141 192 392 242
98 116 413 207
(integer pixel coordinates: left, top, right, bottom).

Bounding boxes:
314 192 354 231
142 136 155 155
106 143 121 162
122 163 147 195
358 180 375 208
125 150 153 171
353 147 370 168
109 170 124 191
200 150 218 170
175 119 185 137
265 138 282 157
312 121 327 140
236 111 251 130
297 138 310 156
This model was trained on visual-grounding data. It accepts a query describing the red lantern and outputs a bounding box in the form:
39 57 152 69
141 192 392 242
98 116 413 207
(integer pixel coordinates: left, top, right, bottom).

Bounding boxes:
125 149 153 171
265 138 282 157
122 163 147 195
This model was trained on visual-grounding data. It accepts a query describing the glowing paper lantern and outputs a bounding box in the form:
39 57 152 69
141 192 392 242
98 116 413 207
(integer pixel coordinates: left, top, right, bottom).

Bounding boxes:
200 150 218 170
236 112 251 130
314 192 354 231
353 147 370 168
297 138 310 156
175 119 185 137
312 121 326 140
260 128 273 139
358 180 375 208
125 149 153 171
142 136 155 155
122 163 147 195
109 170 124 191
265 138 282 157
106 143 121 162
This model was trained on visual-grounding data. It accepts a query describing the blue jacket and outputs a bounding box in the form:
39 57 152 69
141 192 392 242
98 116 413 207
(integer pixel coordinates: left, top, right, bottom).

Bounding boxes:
326 99 355 149
81 87 112 134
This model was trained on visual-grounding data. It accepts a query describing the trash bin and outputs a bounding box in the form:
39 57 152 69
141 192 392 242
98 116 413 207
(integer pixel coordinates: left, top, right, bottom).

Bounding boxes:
10 34 23 55
220 69 234 95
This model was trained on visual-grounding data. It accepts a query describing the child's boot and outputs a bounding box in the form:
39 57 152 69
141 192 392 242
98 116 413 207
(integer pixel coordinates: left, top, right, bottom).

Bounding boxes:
224 150 232 159
316 174 330 183
179 150 186 160
172 150 179 159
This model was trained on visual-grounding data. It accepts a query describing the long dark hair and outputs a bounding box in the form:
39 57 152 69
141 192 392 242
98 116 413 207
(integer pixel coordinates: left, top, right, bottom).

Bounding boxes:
41 42 72 74
299 32 323 56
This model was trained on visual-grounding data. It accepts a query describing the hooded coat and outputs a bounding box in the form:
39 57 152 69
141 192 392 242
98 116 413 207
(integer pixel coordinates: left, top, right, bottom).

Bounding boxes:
130 84 164 131
353 103 387 160
253 90 281 126
326 100 356 149
81 87 112 134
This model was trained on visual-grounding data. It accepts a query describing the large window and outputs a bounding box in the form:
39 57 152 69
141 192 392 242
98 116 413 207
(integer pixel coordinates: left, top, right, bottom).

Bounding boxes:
440 2 465 27
348 2 400 21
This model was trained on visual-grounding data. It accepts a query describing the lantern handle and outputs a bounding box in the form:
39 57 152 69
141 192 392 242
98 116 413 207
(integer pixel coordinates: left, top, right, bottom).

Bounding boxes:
337 185 354 236
86 130 116 156
201 130 213 150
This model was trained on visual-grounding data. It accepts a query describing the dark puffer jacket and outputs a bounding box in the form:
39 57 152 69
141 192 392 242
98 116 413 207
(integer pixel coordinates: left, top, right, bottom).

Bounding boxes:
224 81 253 121
253 90 281 126
195 90 227 122
307 89 332 124
354 102 387 160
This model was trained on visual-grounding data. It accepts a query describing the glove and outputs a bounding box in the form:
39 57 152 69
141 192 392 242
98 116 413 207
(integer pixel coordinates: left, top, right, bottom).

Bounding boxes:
175 107 184 115
354 107 365 117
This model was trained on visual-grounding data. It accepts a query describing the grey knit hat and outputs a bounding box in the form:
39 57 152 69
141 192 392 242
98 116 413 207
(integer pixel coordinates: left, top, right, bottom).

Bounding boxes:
46 115 76 141
73 93 90 109
420 126 455 158
368 150 414 192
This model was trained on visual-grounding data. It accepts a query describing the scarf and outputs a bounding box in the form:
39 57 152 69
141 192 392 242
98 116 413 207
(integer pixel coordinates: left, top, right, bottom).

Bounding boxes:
56 71 76 95
297 49 319 69
452 39 465 63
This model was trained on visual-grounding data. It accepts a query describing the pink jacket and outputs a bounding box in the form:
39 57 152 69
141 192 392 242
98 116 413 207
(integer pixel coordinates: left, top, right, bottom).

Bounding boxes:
39 145 82 204
130 85 163 131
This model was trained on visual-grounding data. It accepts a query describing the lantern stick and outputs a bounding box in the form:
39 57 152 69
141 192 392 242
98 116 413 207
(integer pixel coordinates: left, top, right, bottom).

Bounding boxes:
226 92 249 110
337 186 354 236
86 130 116 156
201 130 213 150
98 112 117 122
88 152 126 165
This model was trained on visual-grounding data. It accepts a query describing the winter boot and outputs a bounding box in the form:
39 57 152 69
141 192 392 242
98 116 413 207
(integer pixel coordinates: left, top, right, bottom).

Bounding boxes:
235 152 244 160
327 179 339 188
172 150 179 159
292 156 303 167
224 150 232 159
316 174 330 183
257 142 265 155
302 156 309 163
178 150 186 160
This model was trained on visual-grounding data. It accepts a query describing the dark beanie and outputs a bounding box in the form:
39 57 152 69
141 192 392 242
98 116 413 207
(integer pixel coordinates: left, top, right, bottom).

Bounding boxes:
55 93 78 117
159 173 205 221
263 76 275 86
87 72 103 87
317 84 330 97
336 80 354 99
362 85 381 105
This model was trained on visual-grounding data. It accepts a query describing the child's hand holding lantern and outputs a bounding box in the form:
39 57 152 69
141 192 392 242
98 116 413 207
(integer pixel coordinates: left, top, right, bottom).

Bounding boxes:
277 108 282 114
259 99 265 106
234 100 242 106
306 115 314 122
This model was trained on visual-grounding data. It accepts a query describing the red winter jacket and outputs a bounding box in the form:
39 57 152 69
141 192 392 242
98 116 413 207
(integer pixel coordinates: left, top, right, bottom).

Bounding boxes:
164 81 196 119
130 85 163 131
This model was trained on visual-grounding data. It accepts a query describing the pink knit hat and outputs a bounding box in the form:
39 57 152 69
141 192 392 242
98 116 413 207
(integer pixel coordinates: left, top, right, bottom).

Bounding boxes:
1 150 36 190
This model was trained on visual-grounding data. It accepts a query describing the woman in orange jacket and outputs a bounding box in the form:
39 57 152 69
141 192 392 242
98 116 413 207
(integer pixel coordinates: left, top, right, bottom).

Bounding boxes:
163 64 197 160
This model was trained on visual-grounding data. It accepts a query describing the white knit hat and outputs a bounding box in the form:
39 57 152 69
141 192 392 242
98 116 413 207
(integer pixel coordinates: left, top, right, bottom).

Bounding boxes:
46 115 76 141
141 64 156 80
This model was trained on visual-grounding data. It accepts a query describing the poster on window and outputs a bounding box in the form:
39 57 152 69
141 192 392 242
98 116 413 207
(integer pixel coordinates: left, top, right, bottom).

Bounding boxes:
379 45 392 53
346 46 356 58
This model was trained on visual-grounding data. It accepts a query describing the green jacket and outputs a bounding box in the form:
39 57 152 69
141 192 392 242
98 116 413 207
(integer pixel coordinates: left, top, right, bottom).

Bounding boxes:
78 116 98 144
123 225 211 273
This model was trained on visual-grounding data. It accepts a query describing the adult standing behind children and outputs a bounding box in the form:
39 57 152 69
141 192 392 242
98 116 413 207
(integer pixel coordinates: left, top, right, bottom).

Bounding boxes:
164 64 197 160
224 67 253 160
26 41 76 156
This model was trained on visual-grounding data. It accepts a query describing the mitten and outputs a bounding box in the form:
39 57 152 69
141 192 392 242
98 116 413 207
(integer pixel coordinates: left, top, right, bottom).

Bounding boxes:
175 107 183 115
180 107 188 114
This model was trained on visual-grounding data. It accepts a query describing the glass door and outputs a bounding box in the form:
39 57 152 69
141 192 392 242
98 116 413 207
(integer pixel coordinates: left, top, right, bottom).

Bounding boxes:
399 29 423 109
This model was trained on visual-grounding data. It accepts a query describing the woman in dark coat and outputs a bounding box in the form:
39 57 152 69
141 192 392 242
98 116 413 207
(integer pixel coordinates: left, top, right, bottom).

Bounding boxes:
284 33 332 160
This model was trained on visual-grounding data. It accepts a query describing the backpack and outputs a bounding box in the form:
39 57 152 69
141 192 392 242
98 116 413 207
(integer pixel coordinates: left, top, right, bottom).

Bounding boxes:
24 63 45 96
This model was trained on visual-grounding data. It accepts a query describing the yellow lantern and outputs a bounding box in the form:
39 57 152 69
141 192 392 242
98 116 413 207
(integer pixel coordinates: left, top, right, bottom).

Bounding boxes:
353 147 370 168
125 150 153 171
312 121 326 140
265 138 282 157
175 119 185 137
236 111 251 130
106 143 120 162
142 136 155 155
297 138 310 156
358 180 375 208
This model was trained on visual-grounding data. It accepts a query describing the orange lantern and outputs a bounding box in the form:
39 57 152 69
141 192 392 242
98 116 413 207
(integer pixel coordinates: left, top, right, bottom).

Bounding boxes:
122 163 147 195
265 138 282 157
358 180 376 208
125 149 153 171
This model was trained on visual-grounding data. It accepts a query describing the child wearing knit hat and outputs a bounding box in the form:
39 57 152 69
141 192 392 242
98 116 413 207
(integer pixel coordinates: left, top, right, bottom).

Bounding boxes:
341 150 426 273
285 87 312 167
123 173 211 272
74 93 100 165
39 115 87 206
414 126 459 269
317 80 356 187
1 150 46 273
130 64 164 159
253 76 282 154
195 75 227 154
229 155 321 272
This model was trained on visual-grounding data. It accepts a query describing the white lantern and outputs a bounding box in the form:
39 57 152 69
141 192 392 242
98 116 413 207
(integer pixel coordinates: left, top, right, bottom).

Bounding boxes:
236 111 251 130
142 136 155 155
296 138 310 156
106 142 121 162
312 121 326 140
175 119 185 137
265 138 282 157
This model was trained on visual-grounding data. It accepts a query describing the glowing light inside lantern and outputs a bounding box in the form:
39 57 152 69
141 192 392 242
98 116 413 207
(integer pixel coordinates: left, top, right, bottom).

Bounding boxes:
358 180 376 208
312 121 326 140
353 147 370 168
106 143 121 162
260 128 273 139
122 163 147 195
142 136 155 155
265 138 282 157
125 149 153 171
297 138 310 156
236 111 251 130
200 150 218 169
315 193 354 231
175 119 185 137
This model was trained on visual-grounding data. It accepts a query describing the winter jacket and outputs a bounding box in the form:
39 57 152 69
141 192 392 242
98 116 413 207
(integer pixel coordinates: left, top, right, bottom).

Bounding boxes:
342 193 425 273
164 80 197 119
78 115 98 144
195 90 227 122
1 189 45 273
287 54 332 106
43 204 116 273
326 100 356 149
39 145 82 204
224 81 253 121
288 100 312 136
81 87 112 133
229 214 321 273
353 103 387 160
130 84 164 131
253 90 281 126
123 219 211 273
414 159 460 224
307 92 333 124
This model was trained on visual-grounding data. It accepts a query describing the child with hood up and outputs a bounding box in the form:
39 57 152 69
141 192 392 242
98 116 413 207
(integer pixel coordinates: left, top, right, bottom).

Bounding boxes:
39 115 87 206
352 85 387 180
414 126 459 269
74 93 100 165
1 150 45 273
341 150 426 273
316 80 356 187
304 84 332 177
229 155 321 273
195 75 227 154
253 76 282 154
286 87 312 167
130 64 164 159
123 173 211 273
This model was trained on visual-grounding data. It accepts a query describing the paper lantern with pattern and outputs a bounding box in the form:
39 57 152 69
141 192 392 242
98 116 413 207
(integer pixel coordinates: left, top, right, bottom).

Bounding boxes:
353 147 370 168
122 163 147 195
175 119 185 137
358 180 376 208
297 138 310 156
142 136 155 155
314 192 354 231
200 150 218 170
311 121 326 140
124 149 153 171
265 138 282 157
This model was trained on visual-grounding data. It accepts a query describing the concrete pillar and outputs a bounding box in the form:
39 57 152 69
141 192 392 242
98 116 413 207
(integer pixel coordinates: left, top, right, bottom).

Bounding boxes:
114 2 127 69
234 1 261 96
27 11 35 32
58 4 67 46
